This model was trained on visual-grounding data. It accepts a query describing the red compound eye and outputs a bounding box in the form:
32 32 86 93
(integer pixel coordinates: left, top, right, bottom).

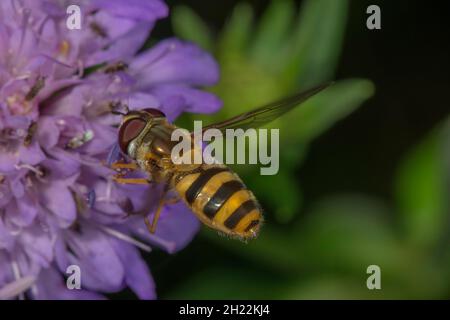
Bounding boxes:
143 108 166 118
118 118 146 154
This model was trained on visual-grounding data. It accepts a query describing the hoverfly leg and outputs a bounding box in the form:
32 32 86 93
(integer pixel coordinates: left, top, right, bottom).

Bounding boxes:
111 162 138 170
111 162 149 184
145 183 173 234
164 194 181 205
112 177 151 185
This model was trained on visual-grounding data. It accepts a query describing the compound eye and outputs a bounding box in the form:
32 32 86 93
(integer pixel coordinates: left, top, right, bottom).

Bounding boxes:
118 118 146 154
143 108 166 118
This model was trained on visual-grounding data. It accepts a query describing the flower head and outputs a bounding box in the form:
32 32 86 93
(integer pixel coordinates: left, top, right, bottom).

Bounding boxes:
0 0 221 299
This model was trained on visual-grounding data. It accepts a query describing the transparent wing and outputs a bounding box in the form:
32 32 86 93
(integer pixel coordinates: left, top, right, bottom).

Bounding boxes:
198 83 331 134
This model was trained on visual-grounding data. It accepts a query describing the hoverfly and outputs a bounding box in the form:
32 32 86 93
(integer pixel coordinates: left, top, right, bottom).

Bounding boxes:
103 61 128 74
25 76 45 101
23 121 37 147
111 83 330 240
90 22 107 38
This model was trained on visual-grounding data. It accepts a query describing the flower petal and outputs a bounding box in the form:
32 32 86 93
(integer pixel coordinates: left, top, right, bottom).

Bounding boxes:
41 151 81 179
37 116 61 148
35 267 104 300
93 0 168 21
127 92 160 111
149 85 222 121
7 193 38 227
65 224 125 292
40 179 77 227
128 202 200 253
110 239 156 299
18 141 46 166
0 152 16 172
20 225 54 268
79 122 116 155
87 23 152 65
0 218 14 250
131 38 220 88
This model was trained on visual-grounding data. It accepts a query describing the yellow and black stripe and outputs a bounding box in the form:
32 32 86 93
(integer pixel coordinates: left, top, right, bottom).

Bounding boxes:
174 165 262 239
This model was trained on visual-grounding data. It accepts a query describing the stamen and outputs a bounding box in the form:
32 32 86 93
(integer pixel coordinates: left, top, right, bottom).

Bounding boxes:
16 129 26 137
15 74 31 81
136 226 177 253
105 179 112 202
14 164 43 176
37 54 74 69
100 225 152 253
34 165 47 178
77 59 84 77
25 175 33 188
34 16 50 47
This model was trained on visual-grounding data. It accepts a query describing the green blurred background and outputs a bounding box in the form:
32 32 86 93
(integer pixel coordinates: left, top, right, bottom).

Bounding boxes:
136 0 449 299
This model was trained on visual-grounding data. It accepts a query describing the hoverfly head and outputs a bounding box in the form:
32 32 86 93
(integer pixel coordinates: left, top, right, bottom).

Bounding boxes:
117 108 166 157
141 108 166 118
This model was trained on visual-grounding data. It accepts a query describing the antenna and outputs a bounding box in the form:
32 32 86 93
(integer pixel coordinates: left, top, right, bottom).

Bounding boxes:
109 100 129 115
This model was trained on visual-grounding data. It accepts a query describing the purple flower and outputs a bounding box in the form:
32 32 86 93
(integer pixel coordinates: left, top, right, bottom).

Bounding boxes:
0 0 221 299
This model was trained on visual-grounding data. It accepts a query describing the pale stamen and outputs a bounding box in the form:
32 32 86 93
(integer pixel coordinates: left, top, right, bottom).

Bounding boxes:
16 8 31 64
135 226 176 253
105 179 112 202
15 164 43 176
37 53 74 69
100 225 152 253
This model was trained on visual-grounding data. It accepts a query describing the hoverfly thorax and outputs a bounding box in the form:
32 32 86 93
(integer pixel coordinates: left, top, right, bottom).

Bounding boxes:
118 108 166 159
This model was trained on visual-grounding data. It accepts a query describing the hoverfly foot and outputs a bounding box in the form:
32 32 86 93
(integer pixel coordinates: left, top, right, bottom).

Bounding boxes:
110 162 138 170
112 176 151 185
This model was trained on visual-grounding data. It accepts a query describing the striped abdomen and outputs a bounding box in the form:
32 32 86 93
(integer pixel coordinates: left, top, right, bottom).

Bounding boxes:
173 165 262 239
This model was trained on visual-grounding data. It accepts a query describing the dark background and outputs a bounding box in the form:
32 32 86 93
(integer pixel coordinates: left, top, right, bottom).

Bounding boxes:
144 0 450 298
